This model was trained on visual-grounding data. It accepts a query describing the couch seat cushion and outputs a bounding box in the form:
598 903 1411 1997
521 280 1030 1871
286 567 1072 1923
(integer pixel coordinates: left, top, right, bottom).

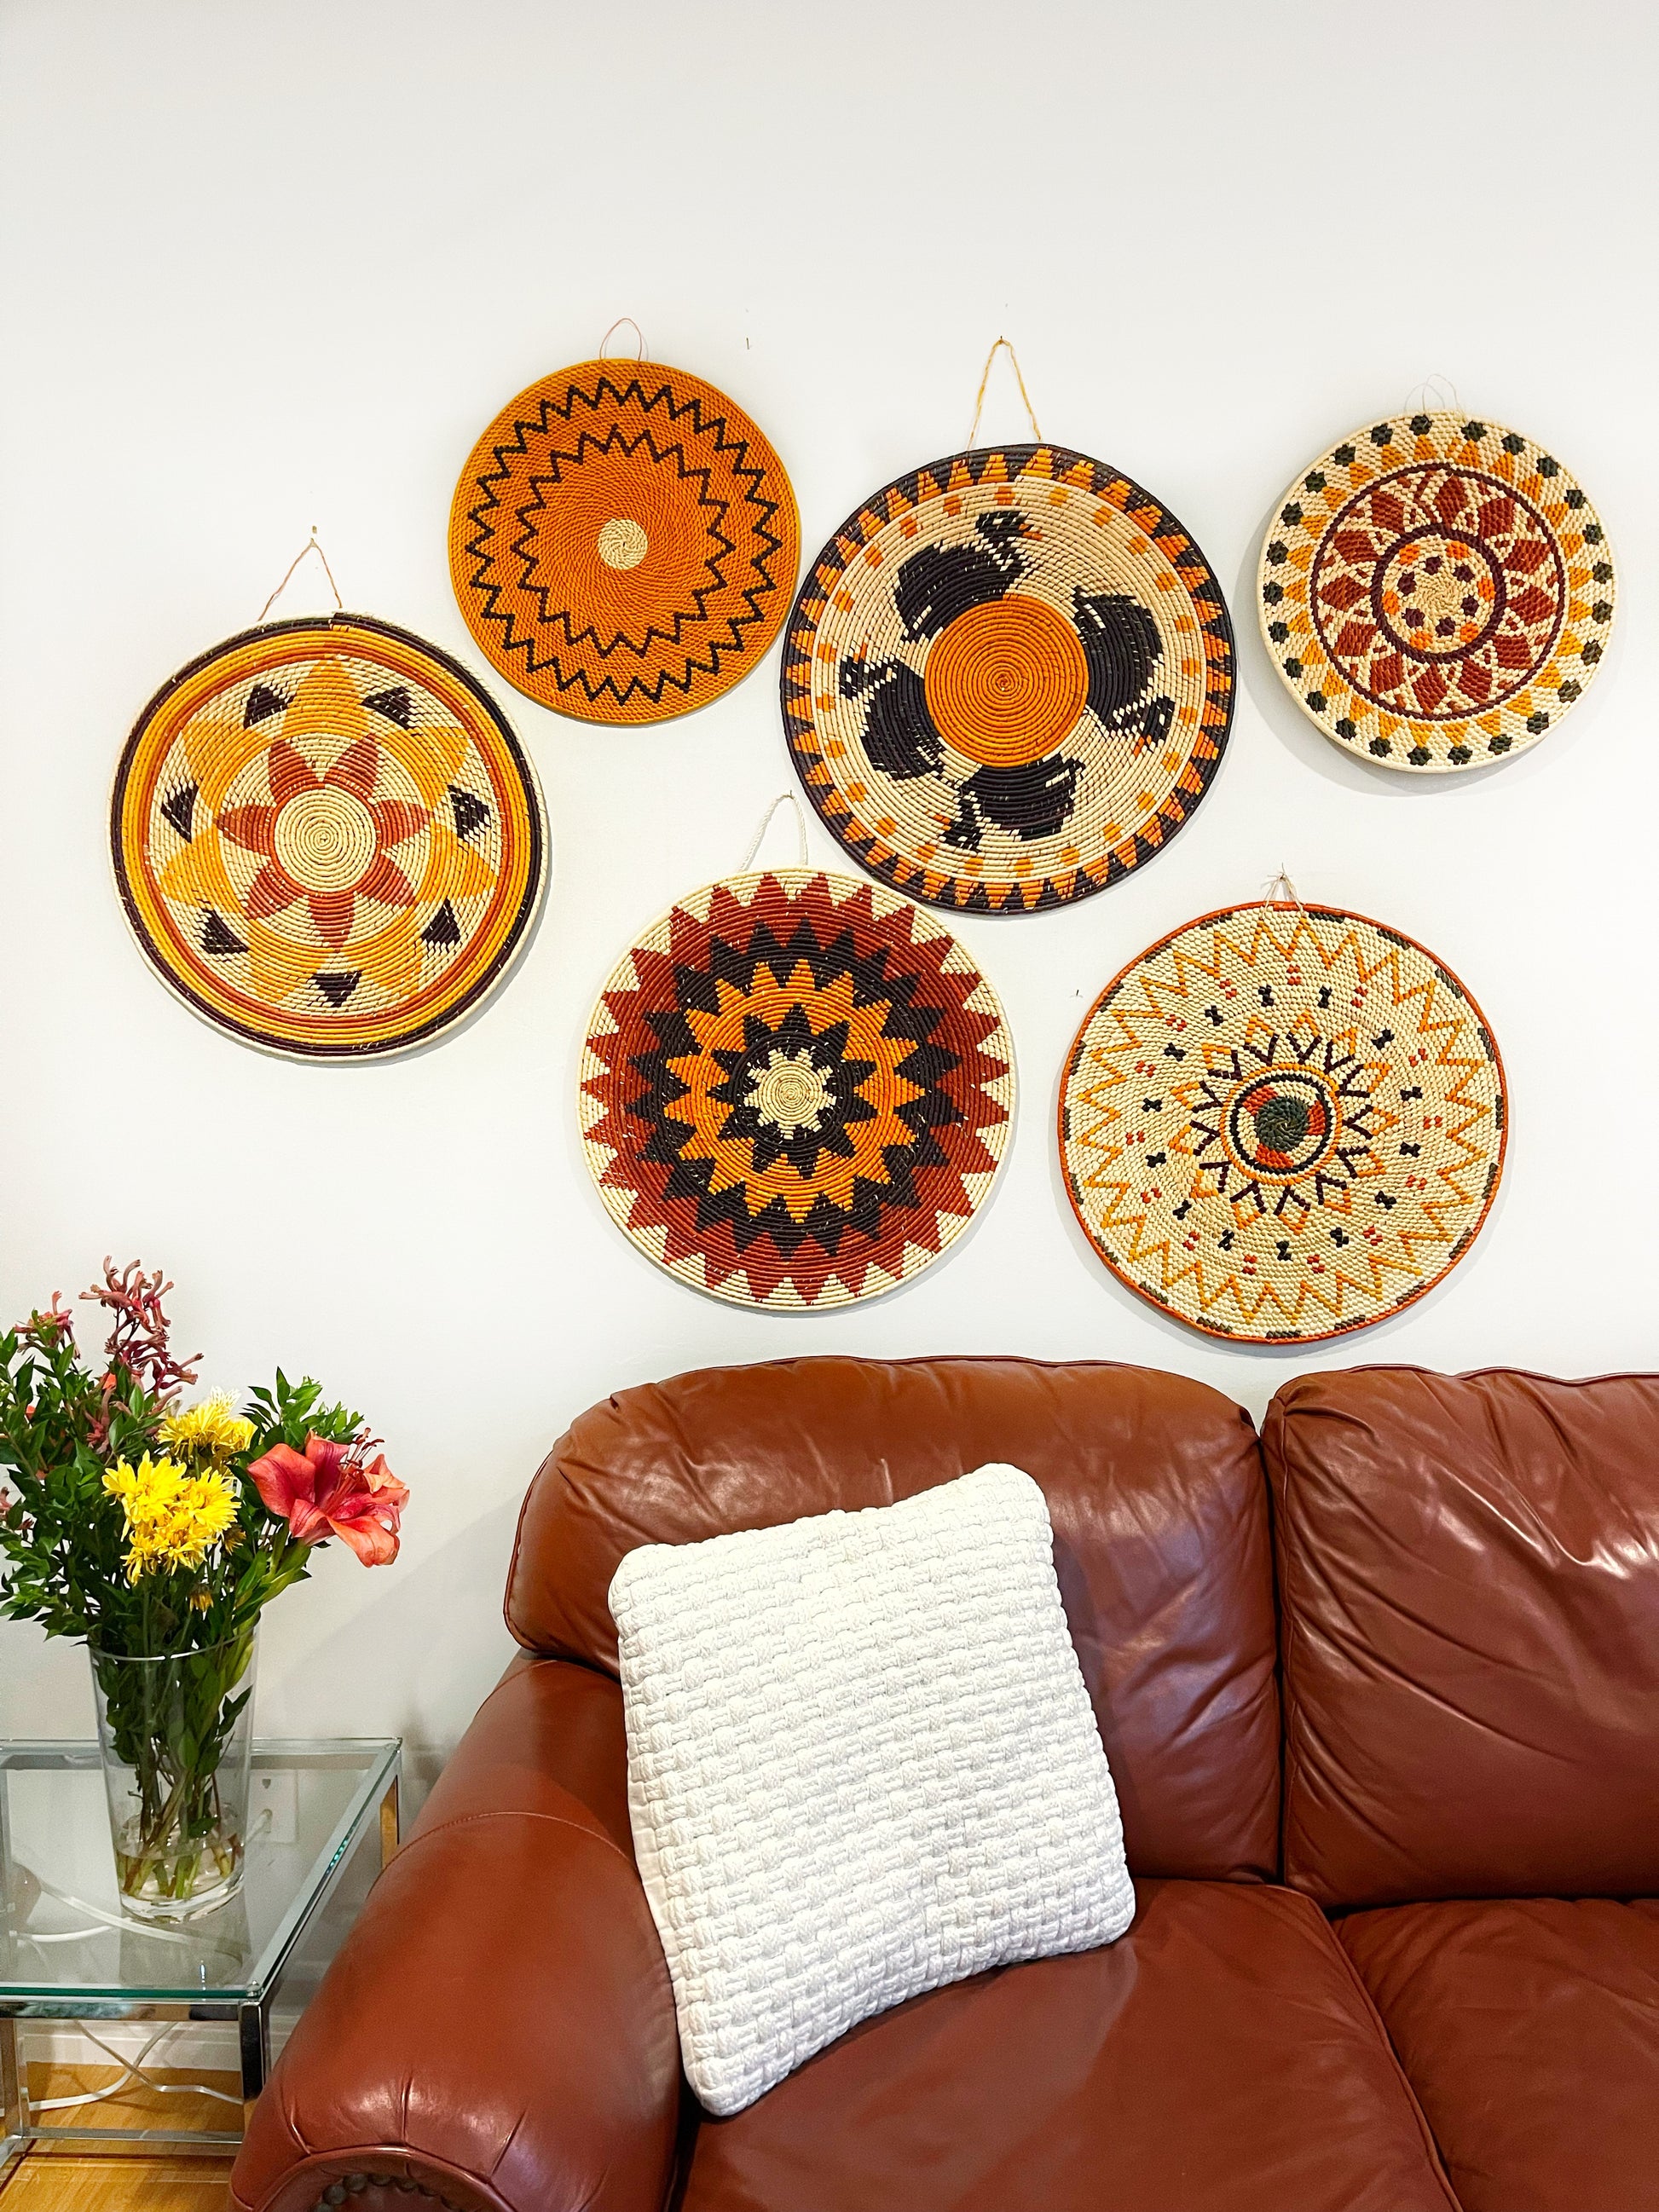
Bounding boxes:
1341 1897 1659 2212
681 1880 1453 2212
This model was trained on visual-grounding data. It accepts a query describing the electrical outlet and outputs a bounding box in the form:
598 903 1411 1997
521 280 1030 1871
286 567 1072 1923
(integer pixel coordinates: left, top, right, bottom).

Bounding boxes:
251 1769 297 1846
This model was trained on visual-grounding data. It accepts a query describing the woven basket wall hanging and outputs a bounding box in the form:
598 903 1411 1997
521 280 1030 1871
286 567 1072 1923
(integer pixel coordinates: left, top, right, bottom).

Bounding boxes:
112 615 548 1059
1258 410 1616 771
581 866 1014 1307
1059 898 1506 1341
449 353 800 725
782 345 1233 914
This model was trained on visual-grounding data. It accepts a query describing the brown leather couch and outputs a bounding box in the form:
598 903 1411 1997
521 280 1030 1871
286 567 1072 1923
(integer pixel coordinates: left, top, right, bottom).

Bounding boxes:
230 1357 1659 2212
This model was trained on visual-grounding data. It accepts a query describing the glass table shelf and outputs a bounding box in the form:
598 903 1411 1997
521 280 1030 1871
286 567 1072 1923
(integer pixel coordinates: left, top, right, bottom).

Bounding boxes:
1 1736 400 2166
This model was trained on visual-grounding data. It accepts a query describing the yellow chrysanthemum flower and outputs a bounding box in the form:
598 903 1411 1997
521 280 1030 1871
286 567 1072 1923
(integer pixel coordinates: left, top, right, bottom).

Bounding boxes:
103 1455 240 1585
159 1394 255 1466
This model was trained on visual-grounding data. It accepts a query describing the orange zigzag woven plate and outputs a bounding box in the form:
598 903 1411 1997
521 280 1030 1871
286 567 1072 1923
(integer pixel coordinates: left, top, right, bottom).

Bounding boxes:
782 443 1234 913
449 360 800 725
1059 902 1506 1340
112 615 547 1058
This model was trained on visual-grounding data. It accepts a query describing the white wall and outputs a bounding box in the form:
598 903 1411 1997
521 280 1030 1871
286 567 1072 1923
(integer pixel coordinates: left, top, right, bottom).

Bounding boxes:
3 0 1655 1790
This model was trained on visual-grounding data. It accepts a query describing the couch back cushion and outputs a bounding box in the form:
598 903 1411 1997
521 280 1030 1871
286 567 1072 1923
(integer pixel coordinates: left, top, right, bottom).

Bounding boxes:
507 1356 1278 1881
1267 1365 1659 1909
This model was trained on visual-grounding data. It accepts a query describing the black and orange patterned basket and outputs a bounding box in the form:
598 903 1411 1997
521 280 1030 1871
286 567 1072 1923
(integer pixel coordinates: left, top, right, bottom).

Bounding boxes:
581 868 1014 1306
783 443 1234 913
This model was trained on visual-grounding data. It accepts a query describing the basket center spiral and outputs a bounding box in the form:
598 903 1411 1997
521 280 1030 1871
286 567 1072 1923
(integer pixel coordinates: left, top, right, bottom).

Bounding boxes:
922 594 1090 767
1376 531 1502 659
597 516 649 570
271 786 377 894
745 1048 835 1136
1223 1067 1344 1181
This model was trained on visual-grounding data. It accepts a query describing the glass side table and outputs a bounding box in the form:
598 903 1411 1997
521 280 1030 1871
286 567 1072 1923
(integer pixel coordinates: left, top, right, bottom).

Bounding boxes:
0 1736 400 2170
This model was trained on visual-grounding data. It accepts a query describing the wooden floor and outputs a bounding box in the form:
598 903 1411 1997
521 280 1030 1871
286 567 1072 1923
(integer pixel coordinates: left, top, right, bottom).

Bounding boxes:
1 2069 237 2209
0 2151 234 2209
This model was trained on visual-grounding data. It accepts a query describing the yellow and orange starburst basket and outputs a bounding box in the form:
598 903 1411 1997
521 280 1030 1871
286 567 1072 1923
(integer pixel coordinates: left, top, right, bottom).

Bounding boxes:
111 615 547 1058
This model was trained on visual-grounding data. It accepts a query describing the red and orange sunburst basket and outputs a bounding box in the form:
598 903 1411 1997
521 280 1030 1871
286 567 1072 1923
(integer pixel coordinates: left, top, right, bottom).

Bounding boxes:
581 869 1014 1307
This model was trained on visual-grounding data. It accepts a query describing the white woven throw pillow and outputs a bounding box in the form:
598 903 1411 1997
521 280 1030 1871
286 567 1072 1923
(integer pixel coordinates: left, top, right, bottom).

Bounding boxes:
608 1464 1135 2114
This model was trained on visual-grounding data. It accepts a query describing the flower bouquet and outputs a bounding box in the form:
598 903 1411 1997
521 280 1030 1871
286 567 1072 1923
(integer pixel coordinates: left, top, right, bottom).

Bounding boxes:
0 1261 408 1920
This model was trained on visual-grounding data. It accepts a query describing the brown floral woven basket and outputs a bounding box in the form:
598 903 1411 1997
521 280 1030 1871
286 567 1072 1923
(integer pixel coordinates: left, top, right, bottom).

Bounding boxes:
1257 410 1615 771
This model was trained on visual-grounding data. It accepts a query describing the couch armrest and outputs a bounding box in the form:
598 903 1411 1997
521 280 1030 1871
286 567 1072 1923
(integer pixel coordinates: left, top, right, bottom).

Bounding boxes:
231 1661 681 2212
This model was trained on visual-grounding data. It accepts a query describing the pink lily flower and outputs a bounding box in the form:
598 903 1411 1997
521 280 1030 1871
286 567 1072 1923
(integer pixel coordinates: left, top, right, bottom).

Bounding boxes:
246 1434 409 1566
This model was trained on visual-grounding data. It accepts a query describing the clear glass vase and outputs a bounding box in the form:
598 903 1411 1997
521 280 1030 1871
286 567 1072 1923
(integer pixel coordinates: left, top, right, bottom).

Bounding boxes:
89 1628 258 1921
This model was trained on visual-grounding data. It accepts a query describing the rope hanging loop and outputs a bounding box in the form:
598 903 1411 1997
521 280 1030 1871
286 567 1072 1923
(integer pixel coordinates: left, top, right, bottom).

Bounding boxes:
598 316 648 361
966 337 1043 448
257 530 344 624
1404 371 1461 415
739 790 811 874
1261 866 1312 933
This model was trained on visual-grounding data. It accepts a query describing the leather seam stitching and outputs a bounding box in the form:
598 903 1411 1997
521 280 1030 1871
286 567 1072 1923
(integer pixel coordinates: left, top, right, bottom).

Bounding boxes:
398 1806 633 1870
461 1653 610 1728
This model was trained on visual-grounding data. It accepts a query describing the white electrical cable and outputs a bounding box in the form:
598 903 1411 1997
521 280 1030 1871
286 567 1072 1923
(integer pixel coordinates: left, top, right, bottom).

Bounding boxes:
20 1870 220 1945
81 2023 244 2107
14 1810 273 1949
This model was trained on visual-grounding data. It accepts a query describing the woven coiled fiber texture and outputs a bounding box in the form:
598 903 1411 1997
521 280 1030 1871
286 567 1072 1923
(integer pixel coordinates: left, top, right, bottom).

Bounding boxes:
1059 903 1506 1341
781 444 1234 914
581 869 1013 1308
610 1466 1133 2116
112 615 547 1058
1258 411 1616 771
449 360 800 725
